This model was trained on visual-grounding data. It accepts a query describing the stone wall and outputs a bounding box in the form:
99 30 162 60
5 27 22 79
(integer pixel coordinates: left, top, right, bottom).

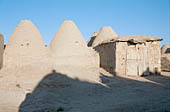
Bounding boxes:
161 44 170 54
96 40 161 76
116 41 161 76
94 43 116 73
161 44 170 63
147 41 161 74
115 42 127 75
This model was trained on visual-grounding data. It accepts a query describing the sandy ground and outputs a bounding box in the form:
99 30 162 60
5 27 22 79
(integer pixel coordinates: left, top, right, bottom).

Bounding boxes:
0 65 170 112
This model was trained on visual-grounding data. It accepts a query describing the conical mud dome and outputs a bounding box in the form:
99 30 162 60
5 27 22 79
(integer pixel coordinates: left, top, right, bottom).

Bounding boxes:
50 20 99 67
91 32 98 37
50 20 90 56
4 20 46 67
92 27 117 47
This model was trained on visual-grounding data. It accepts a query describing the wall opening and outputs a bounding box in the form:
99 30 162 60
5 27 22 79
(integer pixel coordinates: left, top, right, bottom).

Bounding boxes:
26 43 29 46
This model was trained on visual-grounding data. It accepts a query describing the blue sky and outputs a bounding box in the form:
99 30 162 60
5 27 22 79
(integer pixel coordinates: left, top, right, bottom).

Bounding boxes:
0 0 169 46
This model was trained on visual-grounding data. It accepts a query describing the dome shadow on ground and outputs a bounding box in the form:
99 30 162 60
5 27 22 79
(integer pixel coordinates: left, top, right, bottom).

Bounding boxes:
19 69 170 112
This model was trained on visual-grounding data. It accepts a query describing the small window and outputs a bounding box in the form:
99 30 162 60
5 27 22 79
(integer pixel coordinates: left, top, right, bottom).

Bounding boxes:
26 43 29 46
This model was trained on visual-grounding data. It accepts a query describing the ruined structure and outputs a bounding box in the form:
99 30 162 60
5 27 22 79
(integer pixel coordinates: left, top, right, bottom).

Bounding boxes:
161 44 170 54
161 44 170 61
3 20 47 67
87 32 98 47
161 44 170 56
95 35 162 76
0 33 4 69
161 44 170 60
161 44 170 70
89 27 117 47
49 20 99 67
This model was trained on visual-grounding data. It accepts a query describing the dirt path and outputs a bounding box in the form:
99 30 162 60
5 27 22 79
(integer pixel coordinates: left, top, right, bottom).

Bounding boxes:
0 66 170 112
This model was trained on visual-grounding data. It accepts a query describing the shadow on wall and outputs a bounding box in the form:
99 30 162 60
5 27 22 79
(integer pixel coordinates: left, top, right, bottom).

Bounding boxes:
87 36 97 47
165 48 170 53
19 70 170 112
4 45 6 49
93 44 116 74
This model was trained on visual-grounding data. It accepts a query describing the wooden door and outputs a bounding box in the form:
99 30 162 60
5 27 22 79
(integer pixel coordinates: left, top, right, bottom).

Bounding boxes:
138 46 149 76
126 46 139 76
126 45 149 76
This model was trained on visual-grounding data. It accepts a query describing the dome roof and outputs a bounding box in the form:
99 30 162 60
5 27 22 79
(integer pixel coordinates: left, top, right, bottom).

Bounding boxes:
49 20 99 67
4 20 46 66
92 26 117 47
50 20 90 57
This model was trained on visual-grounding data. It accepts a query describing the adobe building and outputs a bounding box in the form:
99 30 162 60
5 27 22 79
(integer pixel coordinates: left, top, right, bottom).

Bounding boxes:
89 26 118 47
49 20 99 67
0 33 4 69
94 35 162 76
3 20 47 67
